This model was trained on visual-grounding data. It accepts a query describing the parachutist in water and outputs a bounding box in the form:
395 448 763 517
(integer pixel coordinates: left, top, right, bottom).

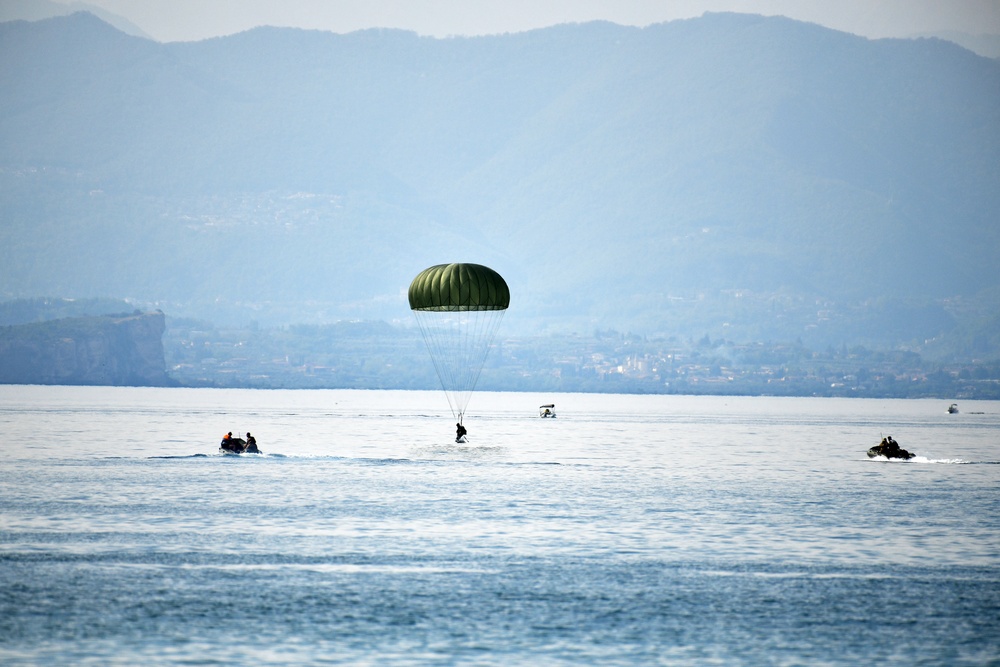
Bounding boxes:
456 422 468 443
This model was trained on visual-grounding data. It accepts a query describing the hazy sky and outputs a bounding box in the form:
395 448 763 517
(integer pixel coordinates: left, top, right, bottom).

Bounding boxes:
49 0 1000 42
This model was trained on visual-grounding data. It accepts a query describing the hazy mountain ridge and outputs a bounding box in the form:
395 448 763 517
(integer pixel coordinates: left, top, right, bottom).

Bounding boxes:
1 12 999 355
0 1 152 39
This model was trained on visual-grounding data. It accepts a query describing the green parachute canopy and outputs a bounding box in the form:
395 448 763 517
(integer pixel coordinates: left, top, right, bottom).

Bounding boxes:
408 263 510 312
409 263 509 424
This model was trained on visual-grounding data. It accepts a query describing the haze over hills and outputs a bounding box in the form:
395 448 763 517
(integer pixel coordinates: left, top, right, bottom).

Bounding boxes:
0 0 152 38
2 12 999 355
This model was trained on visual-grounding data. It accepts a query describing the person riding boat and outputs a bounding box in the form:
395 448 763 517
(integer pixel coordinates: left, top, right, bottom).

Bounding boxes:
221 432 237 452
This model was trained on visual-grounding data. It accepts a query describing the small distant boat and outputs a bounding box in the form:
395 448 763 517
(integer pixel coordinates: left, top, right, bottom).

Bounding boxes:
539 404 556 418
947 403 959 414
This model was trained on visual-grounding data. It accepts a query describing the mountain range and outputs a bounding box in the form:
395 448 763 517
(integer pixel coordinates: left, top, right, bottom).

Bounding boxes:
1 12 999 355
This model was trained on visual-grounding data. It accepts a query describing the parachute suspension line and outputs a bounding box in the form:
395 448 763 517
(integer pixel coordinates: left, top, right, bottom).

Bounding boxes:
459 307 505 414
412 307 506 421
413 312 460 419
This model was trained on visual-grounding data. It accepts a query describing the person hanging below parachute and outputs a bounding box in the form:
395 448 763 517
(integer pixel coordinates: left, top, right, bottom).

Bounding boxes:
408 263 510 442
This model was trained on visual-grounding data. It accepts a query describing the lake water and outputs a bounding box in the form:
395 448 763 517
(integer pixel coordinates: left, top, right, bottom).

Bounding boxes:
1 386 998 665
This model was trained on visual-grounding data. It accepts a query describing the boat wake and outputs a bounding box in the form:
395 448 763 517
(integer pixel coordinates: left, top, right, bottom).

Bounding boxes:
911 456 968 464
146 452 288 460
147 454 210 459
907 456 998 465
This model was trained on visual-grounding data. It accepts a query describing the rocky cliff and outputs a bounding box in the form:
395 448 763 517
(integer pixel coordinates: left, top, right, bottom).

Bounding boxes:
0 311 174 386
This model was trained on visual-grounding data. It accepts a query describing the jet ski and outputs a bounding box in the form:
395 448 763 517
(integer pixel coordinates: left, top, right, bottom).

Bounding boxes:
867 435 914 460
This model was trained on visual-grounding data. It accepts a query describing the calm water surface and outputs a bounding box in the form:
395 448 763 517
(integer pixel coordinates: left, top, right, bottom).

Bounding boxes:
1 386 998 665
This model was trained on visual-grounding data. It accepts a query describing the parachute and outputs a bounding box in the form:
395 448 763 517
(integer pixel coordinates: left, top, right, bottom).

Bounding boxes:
408 263 509 424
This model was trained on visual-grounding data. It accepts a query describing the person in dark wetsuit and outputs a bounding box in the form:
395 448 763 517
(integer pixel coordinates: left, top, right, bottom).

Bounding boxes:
244 432 258 453
456 422 468 443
